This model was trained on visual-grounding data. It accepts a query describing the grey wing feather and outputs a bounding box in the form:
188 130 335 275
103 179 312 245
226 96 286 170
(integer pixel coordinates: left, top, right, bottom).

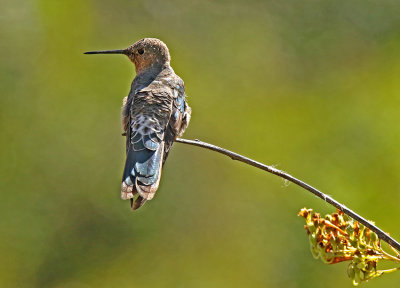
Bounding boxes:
163 80 191 164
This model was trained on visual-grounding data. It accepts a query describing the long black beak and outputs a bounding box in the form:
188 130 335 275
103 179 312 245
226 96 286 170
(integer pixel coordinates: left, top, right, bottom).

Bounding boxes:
84 49 126 55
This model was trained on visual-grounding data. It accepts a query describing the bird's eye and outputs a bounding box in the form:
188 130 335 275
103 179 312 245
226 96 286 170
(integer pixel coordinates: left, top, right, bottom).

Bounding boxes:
138 49 144 55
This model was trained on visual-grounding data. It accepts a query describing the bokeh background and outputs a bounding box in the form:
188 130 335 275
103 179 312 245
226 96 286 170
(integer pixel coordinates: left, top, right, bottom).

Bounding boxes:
1 1 400 287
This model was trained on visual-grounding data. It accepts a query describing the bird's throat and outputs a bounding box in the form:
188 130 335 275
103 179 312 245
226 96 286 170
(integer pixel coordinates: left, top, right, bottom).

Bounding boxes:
135 61 168 77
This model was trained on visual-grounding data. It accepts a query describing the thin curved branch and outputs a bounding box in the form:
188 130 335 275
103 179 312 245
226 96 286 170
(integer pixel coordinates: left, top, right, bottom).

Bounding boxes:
176 138 400 252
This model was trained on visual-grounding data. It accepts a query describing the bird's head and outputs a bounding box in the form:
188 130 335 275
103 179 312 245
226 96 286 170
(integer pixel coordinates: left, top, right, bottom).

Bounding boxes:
85 38 171 74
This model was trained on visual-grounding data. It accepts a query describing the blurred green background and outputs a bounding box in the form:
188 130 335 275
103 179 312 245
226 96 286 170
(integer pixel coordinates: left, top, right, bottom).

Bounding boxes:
1 0 400 287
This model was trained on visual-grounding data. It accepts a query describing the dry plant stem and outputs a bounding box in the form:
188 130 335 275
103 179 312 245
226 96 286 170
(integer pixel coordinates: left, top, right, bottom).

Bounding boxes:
381 250 400 262
381 267 400 274
176 138 400 252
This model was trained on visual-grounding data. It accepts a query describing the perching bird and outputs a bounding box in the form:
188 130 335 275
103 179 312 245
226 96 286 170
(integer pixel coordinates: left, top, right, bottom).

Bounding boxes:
85 38 191 209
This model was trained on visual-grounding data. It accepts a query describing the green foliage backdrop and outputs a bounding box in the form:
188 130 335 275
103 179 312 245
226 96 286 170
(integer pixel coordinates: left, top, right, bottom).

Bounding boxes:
1 1 400 287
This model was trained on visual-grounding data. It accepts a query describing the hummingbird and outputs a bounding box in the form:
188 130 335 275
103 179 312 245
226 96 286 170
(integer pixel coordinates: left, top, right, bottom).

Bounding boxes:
85 38 191 210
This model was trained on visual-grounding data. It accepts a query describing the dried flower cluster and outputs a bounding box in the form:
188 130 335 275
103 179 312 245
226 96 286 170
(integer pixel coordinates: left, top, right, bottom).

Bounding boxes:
298 208 400 286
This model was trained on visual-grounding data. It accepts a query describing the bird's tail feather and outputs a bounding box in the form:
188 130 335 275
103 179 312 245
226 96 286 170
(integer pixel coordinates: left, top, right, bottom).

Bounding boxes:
121 142 164 210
